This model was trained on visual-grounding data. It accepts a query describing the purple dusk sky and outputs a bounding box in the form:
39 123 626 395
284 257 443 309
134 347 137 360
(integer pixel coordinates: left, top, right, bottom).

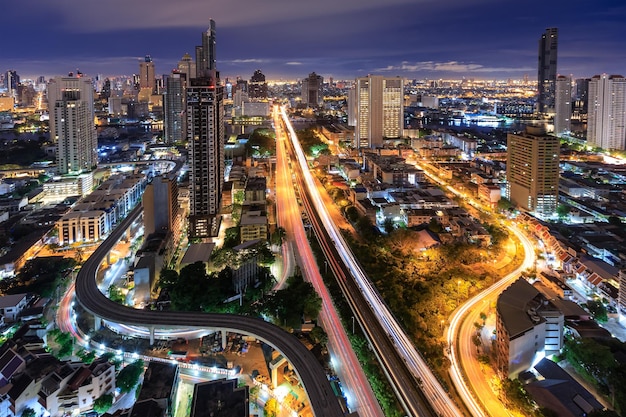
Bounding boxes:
2 0 625 82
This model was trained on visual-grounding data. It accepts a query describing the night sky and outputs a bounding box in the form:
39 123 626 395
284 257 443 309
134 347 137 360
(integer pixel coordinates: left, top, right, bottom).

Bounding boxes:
3 0 625 81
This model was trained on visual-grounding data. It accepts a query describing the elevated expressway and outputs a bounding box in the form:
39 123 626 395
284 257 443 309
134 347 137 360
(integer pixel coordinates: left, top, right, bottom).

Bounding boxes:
74 204 345 417
279 108 462 417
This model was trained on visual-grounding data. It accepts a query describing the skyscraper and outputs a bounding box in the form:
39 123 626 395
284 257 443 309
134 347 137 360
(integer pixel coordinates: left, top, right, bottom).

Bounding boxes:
537 28 558 115
139 55 156 93
587 74 626 150
164 72 187 144
48 76 97 175
188 19 225 239
506 126 559 216
177 53 196 80
354 75 403 148
554 75 571 136
143 174 180 239
248 70 267 99
4 70 19 98
572 78 590 121
302 72 323 108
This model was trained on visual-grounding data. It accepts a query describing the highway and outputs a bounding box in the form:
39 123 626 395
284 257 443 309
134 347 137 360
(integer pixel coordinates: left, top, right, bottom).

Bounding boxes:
273 109 384 417
279 107 460 417
74 203 346 417
447 224 536 417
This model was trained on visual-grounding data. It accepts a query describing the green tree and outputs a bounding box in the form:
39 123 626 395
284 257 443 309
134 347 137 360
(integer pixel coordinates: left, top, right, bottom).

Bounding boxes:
383 218 394 234
497 197 512 212
93 393 114 414
556 204 571 219
271 227 286 247
21 408 36 417
77 349 96 364
108 285 125 304
158 269 179 291
117 359 145 393
345 206 359 223
586 300 608 323
264 398 278 417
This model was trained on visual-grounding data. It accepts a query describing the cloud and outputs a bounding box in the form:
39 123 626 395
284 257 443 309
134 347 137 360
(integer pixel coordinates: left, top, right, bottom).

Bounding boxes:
376 61 534 74
285 62 302 66
229 59 267 64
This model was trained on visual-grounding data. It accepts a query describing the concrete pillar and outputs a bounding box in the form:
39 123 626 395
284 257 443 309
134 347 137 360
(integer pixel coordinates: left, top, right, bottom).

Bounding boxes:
126 228 131 241
149 326 155 345
94 316 102 330
106 252 111 265
222 330 227 349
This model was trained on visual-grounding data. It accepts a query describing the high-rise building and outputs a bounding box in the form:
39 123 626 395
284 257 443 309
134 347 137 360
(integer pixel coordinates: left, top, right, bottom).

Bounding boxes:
188 19 225 239
572 78 590 121
554 75 572 136
48 76 97 175
164 72 187 144
4 70 19 98
537 28 558 115
354 75 403 148
587 74 626 150
506 126 559 215
302 72 323 107
143 174 180 238
177 53 196 80
139 55 156 94
248 70 267 99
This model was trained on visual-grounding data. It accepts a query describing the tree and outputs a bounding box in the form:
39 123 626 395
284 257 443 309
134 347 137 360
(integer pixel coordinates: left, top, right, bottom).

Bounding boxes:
21 408 36 417
117 359 145 393
93 393 114 414
264 398 278 417
497 197 512 212
271 227 286 247
345 206 359 223
77 349 96 364
586 300 608 323
383 218 394 234
556 204 571 219
108 285 125 304
158 269 179 291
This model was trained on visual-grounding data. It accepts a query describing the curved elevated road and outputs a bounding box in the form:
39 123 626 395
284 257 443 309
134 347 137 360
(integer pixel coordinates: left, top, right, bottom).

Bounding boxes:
74 205 345 417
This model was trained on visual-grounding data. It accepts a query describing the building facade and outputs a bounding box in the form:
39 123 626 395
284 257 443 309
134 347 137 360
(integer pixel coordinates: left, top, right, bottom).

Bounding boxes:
587 74 626 150
248 70 267 99
164 72 187 144
143 174 180 238
537 28 558 115
506 126 559 215
302 72 323 107
48 76 97 175
139 55 156 94
188 20 225 239
554 75 571 136
354 75 403 148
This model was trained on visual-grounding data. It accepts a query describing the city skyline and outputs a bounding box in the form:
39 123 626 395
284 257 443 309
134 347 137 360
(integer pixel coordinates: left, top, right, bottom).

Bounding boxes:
2 0 625 81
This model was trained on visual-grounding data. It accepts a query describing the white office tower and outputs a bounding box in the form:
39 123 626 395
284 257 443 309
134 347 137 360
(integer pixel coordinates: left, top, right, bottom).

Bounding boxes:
587 74 626 150
48 76 97 175
354 75 403 148
554 75 572 136
164 72 186 144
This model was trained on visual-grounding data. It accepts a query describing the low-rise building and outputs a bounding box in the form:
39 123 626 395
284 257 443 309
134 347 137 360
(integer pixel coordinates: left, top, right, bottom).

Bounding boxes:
496 278 564 378
0 294 28 322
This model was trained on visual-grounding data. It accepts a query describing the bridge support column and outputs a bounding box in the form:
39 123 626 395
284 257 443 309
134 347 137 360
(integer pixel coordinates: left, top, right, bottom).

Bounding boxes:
149 326 155 345
222 330 227 349
94 316 102 331
126 228 131 241
106 252 111 265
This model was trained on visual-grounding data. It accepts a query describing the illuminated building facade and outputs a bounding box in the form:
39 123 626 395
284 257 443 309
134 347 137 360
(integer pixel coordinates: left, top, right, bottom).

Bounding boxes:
587 74 626 150
506 126 559 215
554 75 571 136
48 76 97 175
354 75 403 148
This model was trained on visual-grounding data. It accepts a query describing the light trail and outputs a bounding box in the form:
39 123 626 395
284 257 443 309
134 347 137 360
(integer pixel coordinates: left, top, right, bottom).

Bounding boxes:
273 107 384 417
280 107 460 416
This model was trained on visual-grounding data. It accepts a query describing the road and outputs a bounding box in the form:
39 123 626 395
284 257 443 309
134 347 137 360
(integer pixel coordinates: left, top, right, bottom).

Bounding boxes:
73 204 345 417
280 107 460 417
447 224 536 417
273 108 384 417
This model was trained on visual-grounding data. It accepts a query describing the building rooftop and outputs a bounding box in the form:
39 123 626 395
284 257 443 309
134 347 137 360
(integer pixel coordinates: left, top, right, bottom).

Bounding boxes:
137 361 178 402
180 243 215 266
0 293 27 308
190 378 249 417
497 278 547 337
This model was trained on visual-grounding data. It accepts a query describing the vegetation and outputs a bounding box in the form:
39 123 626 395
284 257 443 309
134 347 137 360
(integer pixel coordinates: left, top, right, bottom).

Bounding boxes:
246 128 276 157
48 329 74 358
0 137 49 168
107 284 126 304
76 349 96 364
498 378 538 415
20 408 36 417
563 336 626 414
296 128 329 156
264 398 278 417
585 299 608 323
93 393 114 414
259 273 322 329
117 359 145 394
6 256 76 297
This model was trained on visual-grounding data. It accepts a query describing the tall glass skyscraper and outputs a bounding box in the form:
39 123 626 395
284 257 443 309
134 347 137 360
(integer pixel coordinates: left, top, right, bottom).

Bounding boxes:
537 28 558 115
